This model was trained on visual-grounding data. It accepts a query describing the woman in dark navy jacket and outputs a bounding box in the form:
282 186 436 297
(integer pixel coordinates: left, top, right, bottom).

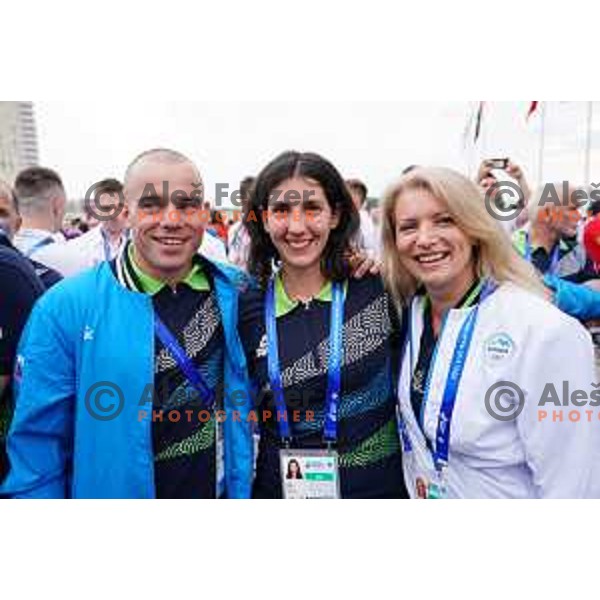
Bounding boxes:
239 151 408 499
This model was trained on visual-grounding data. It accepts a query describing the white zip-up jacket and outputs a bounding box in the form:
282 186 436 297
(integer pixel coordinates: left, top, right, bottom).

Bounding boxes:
399 283 600 499
34 226 123 277
35 226 228 278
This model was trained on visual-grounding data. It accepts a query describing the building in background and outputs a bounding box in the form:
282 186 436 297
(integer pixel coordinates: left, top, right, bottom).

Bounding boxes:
0 102 39 183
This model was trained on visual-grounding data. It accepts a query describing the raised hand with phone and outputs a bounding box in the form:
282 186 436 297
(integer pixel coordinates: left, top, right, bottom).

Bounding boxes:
477 158 532 207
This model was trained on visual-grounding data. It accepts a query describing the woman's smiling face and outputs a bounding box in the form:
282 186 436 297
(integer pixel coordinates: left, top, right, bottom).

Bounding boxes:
393 186 476 297
265 176 339 273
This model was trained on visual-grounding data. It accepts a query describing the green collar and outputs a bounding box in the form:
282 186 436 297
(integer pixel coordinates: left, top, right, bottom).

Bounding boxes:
129 244 210 296
460 279 484 308
521 227 570 253
275 273 337 318
422 278 484 311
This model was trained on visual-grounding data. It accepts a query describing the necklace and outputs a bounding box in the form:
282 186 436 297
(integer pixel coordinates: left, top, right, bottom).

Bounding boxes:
281 273 324 310
299 298 314 310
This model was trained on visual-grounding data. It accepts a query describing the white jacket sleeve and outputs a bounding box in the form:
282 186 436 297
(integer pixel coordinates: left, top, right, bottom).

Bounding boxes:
517 316 600 498
359 211 379 259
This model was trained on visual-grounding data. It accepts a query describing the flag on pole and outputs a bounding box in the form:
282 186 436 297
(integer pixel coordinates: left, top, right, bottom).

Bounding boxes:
474 101 485 142
463 101 485 147
527 101 539 120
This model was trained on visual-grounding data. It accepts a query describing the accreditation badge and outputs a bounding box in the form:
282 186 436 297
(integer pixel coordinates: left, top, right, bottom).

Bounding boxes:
279 449 341 500
411 460 449 499
403 430 444 500
426 480 447 500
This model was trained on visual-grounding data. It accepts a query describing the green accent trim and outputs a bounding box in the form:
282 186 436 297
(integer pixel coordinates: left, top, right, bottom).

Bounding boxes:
462 280 484 308
129 244 210 295
559 238 574 252
513 227 569 257
422 278 484 312
305 473 335 482
155 420 215 463
275 273 349 318
512 229 528 257
339 420 400 468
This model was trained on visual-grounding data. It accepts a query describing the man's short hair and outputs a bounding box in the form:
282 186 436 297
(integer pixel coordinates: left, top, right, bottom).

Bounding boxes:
124 148 199 185
0 180 19 214
11 190 19 214
94 178 124 198
14 167 65 212
346 179 369 204
240 177 256 202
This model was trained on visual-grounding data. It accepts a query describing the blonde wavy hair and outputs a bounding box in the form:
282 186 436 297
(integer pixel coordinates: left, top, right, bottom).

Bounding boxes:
381 167 545 306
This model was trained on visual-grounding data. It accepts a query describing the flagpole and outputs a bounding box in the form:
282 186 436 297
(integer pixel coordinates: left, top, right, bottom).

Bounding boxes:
476 101 485 173
464 101 476 178
537 102 546 187
584 101 594 184
482 102 488 163
468 127 476 179
464 101 481 179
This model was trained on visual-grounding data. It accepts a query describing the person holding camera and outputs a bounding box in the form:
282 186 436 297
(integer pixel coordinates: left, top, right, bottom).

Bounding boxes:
477 159 531 235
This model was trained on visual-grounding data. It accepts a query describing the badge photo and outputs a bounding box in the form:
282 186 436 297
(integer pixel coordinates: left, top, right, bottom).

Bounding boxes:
279 449 341 500
415 477 429 500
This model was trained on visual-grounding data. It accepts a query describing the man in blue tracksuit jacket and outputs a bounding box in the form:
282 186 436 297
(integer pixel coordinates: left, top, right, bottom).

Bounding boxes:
1 149 254 499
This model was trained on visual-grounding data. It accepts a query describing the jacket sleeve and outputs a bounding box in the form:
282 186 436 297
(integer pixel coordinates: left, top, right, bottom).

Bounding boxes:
544 274 600 320
218 270 255 499
1 297 75 498
517 315 600 498
223 356 254 499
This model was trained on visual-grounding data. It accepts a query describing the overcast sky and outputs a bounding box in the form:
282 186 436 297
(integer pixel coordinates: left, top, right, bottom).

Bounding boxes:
36 101 600 205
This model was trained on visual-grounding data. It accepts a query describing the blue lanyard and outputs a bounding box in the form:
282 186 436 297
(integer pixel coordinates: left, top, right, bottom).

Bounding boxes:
101 228 113 262
25 235 54 258
431 303 480 472
525 233 560 275
154 315 215 409
405 281 495 473
265 279 345 445
397 307 413 453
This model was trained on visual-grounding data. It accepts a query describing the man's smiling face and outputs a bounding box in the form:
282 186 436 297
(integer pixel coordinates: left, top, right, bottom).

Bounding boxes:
126 160 204 281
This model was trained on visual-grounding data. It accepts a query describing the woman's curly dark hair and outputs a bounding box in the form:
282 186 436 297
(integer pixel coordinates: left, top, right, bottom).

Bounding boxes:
246 151 360 289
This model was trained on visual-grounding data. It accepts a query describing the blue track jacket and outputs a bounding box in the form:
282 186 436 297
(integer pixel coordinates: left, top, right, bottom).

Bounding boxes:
1 258 254 499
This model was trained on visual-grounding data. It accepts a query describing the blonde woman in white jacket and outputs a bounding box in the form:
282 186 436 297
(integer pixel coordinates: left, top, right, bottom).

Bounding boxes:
381 167 600 499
